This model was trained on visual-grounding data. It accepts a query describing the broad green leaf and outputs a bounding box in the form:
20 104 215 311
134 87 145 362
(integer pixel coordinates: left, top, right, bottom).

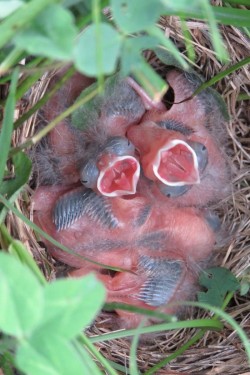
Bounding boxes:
154 46 191 70
0 1 23 19
148 26 189 69
63 0 82 6
0 252 43 338
240 282 250 296
74 23 121 76
160 0 200 12
0 69 18 185
0 152 32 197
39 275 105 339
198 267 240 307
13 4 77 60
111 0 165 33
0 0 73 50
120 36 159 75
16 334 88 375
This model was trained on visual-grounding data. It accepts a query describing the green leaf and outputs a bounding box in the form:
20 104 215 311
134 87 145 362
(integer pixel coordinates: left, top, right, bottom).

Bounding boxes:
0 152 32 197
161 0 200 12
0 252 43 338
154 46 191 70
0 69 18 185
13 4 77 60
148 26 189 69
0 0 61 49
74 22 121 76
240 282 250 296
111 0 165 33
0 1 24 19
16 334 88 375
198 267 240 307
120 35 159 75
39 275 105 339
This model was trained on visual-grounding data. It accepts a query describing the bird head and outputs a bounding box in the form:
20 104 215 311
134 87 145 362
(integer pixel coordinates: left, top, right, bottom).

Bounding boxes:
80 136 140 197
127 122 204 186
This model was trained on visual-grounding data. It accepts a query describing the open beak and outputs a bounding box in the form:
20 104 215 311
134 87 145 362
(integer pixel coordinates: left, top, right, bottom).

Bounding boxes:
152 140 200 186
97 156 140 197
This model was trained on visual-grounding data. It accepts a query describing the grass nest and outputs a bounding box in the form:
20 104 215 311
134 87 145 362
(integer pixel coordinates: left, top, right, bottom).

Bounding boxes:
8 13 250 375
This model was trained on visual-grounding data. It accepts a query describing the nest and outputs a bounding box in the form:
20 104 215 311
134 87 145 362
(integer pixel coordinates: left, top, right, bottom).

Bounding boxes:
8 13 250 375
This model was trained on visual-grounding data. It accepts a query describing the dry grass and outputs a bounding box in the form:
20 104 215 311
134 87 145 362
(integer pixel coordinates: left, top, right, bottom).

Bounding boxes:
8 13 250 375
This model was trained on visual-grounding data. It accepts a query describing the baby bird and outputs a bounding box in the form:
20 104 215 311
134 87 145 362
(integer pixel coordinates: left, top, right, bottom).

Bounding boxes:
127 69 231 206
31 67 229 328
33 179 219 327
33 71 164 189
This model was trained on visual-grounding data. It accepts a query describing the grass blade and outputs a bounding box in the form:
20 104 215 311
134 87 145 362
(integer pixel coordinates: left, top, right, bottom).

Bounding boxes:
0 69 18 185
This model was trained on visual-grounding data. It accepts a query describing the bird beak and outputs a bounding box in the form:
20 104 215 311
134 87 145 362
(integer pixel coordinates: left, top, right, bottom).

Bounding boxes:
152 139 200 186
97 156 140 197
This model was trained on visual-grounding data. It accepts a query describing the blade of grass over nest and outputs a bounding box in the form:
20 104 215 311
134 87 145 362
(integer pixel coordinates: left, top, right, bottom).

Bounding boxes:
130 320 145 375
0 0 59 49
200 0 229 62
9 85 99 156
0 224 46 285
106 360 129 375
78 334 119 375
89 319 223 343
0 153 32 197
161 1 250 28
237 93 250 101
184 302 250 364
0 48 25 76
72 339 104 375
180 18 196 63
92 0 104 91
14 66 76 129
0 193 133 274
192 56 250 97
0 69 18 185
222 0 250 5
104 302 176 322
145 329 205 375
132 60 168 102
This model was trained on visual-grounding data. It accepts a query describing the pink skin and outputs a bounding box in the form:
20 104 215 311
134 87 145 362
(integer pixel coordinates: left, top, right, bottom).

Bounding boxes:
127 70 230 206
37 72 164 190
32 68 229 327
32 179 215 327
127 122 200 186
